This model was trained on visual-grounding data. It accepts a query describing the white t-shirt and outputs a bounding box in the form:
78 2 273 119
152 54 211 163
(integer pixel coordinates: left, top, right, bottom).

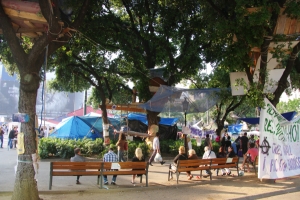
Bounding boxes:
152 137 160 150
202 150 216 159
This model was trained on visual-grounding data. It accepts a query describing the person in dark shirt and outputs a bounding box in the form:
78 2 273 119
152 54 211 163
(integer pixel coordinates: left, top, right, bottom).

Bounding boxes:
169 146 187 180
217 146 227 158
131 147 145 184
8 127 17 150
240 132 249 155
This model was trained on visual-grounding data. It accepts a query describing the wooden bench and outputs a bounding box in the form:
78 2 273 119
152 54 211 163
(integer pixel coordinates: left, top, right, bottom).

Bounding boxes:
49 161 102 190
168 159 212 184
210 157 240 176
100 161 149 188
168 157 240 184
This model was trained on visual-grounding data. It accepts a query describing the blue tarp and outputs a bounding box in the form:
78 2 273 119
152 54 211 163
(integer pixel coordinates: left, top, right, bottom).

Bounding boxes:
128 113 178 126
239 111 297 125
228 124 243 133
50 116 120 140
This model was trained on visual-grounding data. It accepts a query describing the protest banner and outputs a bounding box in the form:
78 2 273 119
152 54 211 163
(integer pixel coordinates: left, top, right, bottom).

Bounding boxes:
258 98 300 179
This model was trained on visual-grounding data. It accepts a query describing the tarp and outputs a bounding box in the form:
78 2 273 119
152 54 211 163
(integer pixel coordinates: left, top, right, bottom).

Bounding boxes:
128 113 179 126
126 113 179 141
239 111 297 124
139 85 220 113
49 116 120 140
228 124 243 133
50 116 98 140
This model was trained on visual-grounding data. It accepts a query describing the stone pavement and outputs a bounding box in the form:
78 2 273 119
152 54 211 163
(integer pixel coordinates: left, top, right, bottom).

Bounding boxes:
1 134 300 200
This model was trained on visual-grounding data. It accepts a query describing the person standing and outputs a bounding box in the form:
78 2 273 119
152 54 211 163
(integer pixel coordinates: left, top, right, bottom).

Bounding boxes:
116 133 127 162
204 134 213 150
103 147 118 185
70 148 85 184
148 132 165 166
8 127 17 150
240 132 249 155
0 127 4 148
39 128 45 138
13 128 18 148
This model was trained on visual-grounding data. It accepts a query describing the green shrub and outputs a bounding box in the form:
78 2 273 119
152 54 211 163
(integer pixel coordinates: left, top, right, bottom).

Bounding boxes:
38 138 105 159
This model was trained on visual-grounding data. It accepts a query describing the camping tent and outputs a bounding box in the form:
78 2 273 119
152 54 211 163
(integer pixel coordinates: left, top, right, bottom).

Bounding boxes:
49 116 120 140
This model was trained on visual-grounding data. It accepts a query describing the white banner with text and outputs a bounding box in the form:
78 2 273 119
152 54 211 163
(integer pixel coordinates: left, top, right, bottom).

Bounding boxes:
258 98 300 179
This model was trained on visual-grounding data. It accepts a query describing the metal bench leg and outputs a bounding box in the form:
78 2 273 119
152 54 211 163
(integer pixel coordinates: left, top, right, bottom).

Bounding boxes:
146 174 148 187
49 176 52 190
176 172 180 184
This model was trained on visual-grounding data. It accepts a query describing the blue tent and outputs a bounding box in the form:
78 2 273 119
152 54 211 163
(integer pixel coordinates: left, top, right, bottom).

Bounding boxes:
239 111 297 125
128 113 179 125
50 116 120 140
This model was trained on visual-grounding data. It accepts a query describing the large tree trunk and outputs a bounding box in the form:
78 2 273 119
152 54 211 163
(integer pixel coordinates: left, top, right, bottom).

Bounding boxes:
146 111 161 127
12 76 39 199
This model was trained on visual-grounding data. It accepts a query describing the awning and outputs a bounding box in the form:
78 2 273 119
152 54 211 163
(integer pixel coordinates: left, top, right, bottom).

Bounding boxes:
239 111 297 124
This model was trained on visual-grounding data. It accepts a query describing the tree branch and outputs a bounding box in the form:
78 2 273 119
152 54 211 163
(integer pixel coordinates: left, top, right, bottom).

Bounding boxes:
272 41 300 106
0 4 27 68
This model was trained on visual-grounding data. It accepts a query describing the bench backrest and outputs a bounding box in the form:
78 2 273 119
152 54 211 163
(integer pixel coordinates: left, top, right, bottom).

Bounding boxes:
210 157 239 166
51 161 102 171
101 161 148 170
177 159 211 168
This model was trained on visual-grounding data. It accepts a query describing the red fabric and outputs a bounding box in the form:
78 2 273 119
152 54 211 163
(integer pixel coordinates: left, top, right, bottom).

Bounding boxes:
67 106 102 117
248 148 258 162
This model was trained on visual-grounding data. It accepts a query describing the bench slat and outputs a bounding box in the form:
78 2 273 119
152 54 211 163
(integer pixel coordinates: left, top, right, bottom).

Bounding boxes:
53 171 101 176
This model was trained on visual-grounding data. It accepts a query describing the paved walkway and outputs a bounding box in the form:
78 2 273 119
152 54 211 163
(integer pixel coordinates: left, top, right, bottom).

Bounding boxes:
1 134 300 199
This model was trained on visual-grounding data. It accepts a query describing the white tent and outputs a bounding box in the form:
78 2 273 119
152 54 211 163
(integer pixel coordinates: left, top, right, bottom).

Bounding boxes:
247 130 260 136
84 112 102 117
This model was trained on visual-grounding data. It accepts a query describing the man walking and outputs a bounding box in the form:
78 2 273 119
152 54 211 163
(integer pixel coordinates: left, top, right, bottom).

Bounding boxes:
8 127 17 150
240 132 249 156
103 147 118 185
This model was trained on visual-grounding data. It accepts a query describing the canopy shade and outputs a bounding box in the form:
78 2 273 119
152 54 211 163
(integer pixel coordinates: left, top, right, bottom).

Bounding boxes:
239 111 297 125
139 85 220 113
128 113 178 126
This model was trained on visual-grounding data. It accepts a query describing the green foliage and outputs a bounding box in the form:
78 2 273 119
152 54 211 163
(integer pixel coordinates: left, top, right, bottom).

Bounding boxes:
38 138 105 159
276 98 300 113
192 139 220 157
285 1 300 18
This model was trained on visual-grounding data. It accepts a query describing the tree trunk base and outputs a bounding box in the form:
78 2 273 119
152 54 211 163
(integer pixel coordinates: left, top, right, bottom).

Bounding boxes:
12 178 39 200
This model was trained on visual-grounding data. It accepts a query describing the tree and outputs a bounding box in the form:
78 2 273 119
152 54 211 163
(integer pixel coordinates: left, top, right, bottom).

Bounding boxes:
49 0 213 131
0 1 91 199
276 97 300 113
190 67 246 136
200 1 300 108
52 0 206 133
48 37 133 144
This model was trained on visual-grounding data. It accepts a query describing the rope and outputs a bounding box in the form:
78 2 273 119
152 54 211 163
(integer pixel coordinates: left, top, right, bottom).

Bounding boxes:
39 45 48 131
